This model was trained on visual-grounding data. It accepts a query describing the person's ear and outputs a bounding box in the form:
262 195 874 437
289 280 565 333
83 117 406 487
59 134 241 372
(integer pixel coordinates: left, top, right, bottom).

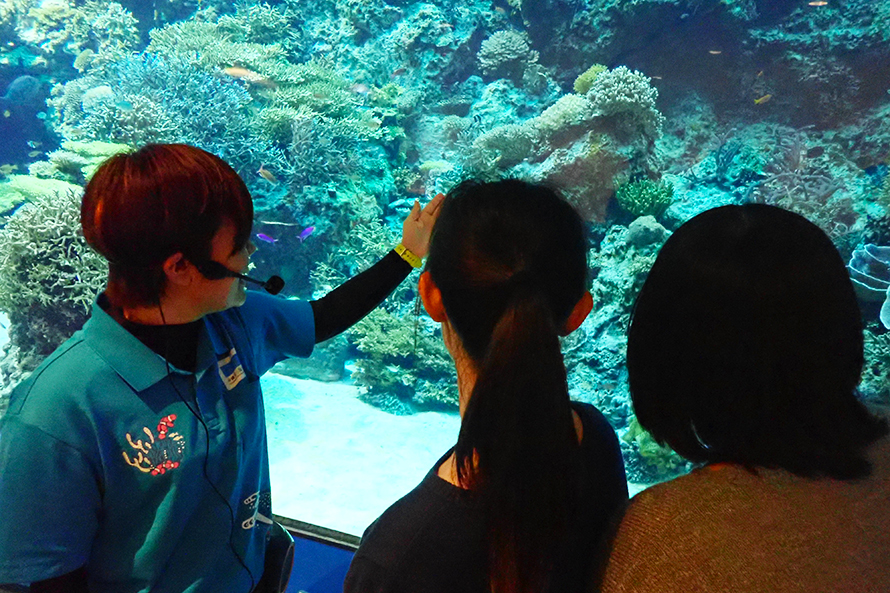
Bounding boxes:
419 271 446 322
163 253 193 286
560 291 592 336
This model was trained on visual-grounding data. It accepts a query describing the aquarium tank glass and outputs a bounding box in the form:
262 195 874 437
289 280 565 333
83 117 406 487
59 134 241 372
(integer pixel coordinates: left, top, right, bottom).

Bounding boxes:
0 0 889 539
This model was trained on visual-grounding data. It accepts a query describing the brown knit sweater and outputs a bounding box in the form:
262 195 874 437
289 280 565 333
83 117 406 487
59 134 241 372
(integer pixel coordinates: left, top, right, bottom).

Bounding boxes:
600 405 890 593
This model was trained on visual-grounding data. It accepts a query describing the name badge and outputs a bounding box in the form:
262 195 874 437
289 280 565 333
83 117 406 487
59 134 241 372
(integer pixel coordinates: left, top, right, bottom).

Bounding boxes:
217 348 246 390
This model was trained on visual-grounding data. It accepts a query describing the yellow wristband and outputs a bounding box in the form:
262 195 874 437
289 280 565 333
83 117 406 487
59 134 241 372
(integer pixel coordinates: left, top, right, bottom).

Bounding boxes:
394 243 422 268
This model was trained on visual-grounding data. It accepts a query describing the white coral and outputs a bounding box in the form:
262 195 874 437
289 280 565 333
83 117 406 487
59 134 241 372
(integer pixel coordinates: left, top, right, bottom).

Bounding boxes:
586 66 665 140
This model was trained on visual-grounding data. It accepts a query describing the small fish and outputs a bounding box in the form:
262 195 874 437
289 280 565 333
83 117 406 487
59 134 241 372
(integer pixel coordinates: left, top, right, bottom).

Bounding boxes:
494 6 506 14
258 220 300 226
257 165 277 184
756 70 764 77
351 83 370 95
754 94 772 105
256 233 277 243
298 226 315 243
651 75 663 80
391 67 407 78
115 99 134 111
438 22 454 30
708 50 722 55
808 1 828 5
27 150 41 157
222 67 277 89
806 146 825 158
27 140 42 148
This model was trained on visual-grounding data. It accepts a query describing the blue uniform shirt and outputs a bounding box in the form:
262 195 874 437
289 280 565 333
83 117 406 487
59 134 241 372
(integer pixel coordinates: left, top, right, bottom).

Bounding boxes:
0 290 314 592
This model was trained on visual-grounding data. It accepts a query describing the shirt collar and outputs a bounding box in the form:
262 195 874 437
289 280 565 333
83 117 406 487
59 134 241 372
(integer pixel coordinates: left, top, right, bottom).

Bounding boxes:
83 293 217 392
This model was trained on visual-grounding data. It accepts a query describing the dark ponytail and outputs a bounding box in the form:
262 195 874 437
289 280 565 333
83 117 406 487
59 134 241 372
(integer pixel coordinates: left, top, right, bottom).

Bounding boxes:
427 179 588 593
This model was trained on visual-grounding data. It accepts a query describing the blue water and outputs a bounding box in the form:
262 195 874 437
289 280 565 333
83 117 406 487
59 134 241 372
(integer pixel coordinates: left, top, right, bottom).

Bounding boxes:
0 0 888 532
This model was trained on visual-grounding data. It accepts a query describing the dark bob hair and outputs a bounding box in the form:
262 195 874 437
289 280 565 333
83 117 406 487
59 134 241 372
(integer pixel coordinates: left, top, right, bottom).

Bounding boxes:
81 144 253 308
627 203 887 480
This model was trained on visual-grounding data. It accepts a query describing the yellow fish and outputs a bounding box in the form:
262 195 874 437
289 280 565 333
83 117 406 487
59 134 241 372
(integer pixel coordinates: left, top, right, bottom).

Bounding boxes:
754 94 773 105
257 165 278 184
2 110 9 118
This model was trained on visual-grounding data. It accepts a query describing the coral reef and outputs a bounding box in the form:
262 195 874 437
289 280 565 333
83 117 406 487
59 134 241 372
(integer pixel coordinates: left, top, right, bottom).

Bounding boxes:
478 30 538 85
0 190 106 368
615 179 674 219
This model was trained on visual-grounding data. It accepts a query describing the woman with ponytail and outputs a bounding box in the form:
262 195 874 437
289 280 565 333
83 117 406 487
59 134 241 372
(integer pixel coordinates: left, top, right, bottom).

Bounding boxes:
345 179 628 593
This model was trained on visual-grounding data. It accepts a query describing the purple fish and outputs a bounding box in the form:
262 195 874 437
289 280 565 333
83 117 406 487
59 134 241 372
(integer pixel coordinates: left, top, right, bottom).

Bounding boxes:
298 226 315 243
256 233 277 243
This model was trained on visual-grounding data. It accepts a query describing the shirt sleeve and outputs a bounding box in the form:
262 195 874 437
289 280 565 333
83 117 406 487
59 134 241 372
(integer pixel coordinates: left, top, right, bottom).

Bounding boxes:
343 554 392 593
310 250 413 344
235 291 316 375
0 418 99 584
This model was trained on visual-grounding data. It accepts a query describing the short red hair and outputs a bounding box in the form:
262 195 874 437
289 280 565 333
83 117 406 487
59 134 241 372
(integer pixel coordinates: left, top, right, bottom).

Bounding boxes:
81 144 253 308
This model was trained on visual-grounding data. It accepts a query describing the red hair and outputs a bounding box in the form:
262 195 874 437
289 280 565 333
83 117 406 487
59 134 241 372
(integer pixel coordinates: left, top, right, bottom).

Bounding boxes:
81 144 253 307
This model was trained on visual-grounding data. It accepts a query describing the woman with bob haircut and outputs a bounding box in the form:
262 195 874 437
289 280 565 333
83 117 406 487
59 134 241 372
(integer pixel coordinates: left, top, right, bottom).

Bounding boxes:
0 144 443 593
345 179 628 593
600 203 890 592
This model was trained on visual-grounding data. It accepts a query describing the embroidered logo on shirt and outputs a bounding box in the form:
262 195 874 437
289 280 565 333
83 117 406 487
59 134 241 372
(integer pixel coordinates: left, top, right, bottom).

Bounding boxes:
122 414 185 475
217 348 246 390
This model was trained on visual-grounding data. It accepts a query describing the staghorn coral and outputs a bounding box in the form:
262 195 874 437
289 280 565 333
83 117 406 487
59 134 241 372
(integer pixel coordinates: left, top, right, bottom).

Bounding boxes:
0 190 107 368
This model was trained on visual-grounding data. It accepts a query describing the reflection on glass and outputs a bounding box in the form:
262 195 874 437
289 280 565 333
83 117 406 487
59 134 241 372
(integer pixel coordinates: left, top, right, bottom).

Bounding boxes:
0 0 888 536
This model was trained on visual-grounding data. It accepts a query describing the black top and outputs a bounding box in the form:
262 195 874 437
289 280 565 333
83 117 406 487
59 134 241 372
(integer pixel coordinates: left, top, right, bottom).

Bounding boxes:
344 402 629 593
111 250 413 371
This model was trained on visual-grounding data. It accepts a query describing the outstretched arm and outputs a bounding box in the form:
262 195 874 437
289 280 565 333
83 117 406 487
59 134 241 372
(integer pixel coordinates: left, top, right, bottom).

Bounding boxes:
310 194 444 343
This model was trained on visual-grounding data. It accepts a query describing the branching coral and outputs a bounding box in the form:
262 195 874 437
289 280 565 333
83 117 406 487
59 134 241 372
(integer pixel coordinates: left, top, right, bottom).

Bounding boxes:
586 66 664 141
615 179 674 219
0 190 106 366
349 308 458 414
17 0 138 66
49 53 272 178
478 30 539 84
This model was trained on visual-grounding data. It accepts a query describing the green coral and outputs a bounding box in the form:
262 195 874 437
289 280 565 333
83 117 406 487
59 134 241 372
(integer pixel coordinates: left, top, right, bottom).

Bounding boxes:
349 308 458 414
622 414 690 478
0 190 107 366
615 179 674 219
573 63 607 95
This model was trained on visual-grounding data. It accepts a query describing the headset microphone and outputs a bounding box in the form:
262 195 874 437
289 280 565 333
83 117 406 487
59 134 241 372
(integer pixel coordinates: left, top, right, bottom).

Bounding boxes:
194 260 285 296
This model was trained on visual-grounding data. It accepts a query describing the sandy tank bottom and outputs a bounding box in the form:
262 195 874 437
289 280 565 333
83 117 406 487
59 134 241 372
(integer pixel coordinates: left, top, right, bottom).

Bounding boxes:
263 373 647 537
